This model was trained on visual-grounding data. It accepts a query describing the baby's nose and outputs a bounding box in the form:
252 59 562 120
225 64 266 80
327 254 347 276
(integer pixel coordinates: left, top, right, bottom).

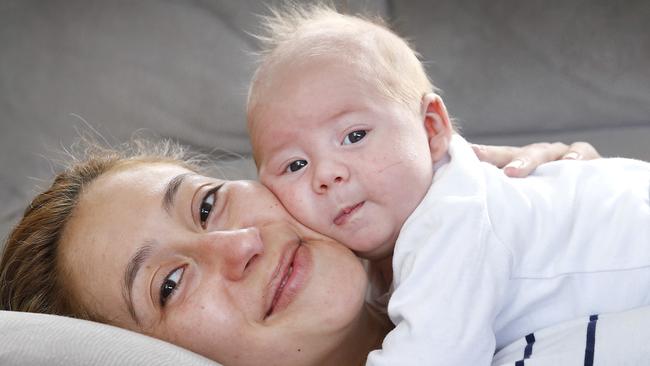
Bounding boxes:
312 161 348 193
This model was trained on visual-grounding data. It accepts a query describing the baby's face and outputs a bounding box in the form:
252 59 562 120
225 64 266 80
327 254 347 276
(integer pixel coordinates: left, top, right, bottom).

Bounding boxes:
250 59 434 260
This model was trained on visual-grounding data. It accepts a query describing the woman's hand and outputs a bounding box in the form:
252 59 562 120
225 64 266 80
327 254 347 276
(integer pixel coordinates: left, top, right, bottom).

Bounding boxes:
472 141 601 178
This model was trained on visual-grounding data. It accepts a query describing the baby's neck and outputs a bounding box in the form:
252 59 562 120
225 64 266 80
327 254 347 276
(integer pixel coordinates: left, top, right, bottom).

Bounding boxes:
370 255 394 289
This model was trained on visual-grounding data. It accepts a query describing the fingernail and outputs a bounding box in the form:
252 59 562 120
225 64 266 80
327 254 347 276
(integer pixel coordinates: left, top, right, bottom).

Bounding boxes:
471 144 486 153
563 151 581 160
504 159 525 170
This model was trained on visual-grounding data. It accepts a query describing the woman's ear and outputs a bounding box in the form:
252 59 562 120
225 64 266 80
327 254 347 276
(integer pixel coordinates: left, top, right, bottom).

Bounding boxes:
421 93 453 161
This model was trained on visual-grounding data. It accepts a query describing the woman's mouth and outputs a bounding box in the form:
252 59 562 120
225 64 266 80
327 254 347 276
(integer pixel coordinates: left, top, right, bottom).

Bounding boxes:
333 202 364 225
265 244 310 319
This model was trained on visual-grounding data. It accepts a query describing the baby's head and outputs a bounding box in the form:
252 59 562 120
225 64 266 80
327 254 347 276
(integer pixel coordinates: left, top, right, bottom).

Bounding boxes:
247 4 452 260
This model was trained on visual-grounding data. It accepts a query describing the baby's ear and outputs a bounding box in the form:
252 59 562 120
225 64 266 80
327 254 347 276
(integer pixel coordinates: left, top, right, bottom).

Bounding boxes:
421 93 452 161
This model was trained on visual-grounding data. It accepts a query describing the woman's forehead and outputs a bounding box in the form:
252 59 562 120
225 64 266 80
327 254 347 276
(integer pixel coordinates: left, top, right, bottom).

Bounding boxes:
59 163 206 322
83 163 217 210
73 163 209 239
105 162 198 187
63 164 192 259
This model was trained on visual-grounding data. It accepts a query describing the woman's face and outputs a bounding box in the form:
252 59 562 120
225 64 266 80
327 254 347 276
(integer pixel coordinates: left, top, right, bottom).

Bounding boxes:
60 162 369 366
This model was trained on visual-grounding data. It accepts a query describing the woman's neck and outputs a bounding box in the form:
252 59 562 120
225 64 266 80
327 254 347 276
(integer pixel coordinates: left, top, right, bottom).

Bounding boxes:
318 304 392 366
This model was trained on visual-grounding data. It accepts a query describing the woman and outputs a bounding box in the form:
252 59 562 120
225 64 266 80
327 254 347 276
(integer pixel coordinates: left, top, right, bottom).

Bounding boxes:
0 139 599 365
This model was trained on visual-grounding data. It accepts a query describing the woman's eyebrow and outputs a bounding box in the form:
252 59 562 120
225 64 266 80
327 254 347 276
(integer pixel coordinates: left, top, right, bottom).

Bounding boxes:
122 241 155 325
162 172 193 214
122 172 196 323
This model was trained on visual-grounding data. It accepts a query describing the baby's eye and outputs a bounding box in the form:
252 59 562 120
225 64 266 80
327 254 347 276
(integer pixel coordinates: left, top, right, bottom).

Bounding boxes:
342 130 367 145
286 159 308 173
160 266 184 307
199 185 222 229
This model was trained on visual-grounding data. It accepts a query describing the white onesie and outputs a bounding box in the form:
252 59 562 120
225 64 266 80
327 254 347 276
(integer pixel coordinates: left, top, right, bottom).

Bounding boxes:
367 135 650 365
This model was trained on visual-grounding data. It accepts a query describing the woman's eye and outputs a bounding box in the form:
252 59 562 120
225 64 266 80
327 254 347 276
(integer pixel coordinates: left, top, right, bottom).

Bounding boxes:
199 194 214 227
286 159 308 173
342 130 367 145
160 266 184 307
199 185 222 229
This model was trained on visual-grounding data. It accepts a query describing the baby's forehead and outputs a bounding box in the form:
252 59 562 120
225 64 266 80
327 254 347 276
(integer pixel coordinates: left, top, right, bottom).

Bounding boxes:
251 56 382 122
253 20 388 91
249 55 368 116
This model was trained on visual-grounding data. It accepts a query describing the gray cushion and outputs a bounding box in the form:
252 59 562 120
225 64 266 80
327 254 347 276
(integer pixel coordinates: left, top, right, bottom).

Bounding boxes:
2 0 649 240
394 0 650 153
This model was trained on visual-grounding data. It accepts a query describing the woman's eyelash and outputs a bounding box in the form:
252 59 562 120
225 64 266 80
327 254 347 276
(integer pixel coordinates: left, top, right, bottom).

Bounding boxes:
198 184 223 228
160 266 185 307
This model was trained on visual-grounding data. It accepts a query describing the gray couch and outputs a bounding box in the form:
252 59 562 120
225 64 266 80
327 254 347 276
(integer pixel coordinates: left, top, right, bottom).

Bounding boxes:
1 0 649 240
1 0 648 364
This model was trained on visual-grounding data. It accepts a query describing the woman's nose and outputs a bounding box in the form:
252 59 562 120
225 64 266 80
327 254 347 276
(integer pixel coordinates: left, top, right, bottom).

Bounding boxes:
312 160 349 193
208 227 264 281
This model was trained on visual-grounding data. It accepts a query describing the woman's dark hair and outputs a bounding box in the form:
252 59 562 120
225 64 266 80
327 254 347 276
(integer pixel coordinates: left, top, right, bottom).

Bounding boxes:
0 138 208 321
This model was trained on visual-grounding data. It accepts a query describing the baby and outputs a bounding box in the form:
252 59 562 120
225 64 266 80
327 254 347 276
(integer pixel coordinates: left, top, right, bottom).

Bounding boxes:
246 4 650 365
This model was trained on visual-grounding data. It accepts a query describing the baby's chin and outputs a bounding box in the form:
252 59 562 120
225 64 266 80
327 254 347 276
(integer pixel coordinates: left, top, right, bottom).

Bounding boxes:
313 220 396 259
352 226 397 258
340 236 394 261
356 247 394 262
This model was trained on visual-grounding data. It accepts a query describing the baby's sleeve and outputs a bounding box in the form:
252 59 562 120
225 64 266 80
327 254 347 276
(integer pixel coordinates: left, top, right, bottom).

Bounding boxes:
367 196 511 365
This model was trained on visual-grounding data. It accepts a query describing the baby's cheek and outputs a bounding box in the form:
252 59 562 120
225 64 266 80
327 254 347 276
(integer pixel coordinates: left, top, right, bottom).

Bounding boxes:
284 196 312 222
259 179 289 210
266 182 310 220
264 179 328 235
260 176 288 200
285 197 330 234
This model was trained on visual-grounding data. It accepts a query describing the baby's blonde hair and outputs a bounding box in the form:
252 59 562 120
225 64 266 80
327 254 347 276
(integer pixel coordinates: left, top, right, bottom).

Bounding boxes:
247 2 435 121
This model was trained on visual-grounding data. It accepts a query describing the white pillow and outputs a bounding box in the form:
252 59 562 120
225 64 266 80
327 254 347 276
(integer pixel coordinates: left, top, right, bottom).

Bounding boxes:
0 310 220 365
6 305 650 365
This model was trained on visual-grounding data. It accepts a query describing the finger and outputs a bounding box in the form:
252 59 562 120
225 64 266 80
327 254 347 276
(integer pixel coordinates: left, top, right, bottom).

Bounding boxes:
562 141 601 160
561 151 582 160
503 158 531 178
472 144 520 167
503 142 568 177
